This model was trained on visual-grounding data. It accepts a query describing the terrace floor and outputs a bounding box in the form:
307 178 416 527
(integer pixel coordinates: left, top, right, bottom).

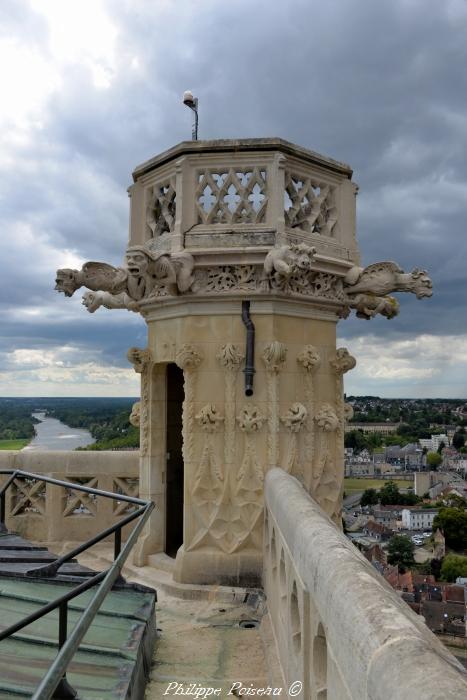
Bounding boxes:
75 544 282 699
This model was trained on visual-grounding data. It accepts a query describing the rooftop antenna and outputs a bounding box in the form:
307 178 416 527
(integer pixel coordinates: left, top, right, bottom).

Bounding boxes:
183 90 199 140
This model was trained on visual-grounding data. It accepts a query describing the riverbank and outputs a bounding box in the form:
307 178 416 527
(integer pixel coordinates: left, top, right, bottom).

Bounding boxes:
0 438 30 450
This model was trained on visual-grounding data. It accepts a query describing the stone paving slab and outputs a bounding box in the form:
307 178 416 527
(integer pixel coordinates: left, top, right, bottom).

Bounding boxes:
75 544 282 700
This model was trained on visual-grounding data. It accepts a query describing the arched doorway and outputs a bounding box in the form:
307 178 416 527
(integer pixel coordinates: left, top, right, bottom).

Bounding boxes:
165 363 184 557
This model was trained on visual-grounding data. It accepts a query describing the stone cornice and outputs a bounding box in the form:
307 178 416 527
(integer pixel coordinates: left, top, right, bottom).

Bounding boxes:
132 137 353 182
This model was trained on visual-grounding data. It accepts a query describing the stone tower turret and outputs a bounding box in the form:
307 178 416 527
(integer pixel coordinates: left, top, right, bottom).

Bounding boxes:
56 138 431 584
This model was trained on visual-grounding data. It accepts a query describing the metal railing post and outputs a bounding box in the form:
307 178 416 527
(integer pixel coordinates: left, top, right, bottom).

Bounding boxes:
0 469 154 699
0 491 6 533
114 526 122 560
52 601 77 699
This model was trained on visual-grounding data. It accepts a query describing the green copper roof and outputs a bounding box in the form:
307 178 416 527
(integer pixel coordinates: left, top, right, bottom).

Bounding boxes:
0 577 156 699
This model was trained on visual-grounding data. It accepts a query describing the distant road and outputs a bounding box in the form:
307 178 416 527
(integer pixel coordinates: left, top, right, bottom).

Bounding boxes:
343 492 362 509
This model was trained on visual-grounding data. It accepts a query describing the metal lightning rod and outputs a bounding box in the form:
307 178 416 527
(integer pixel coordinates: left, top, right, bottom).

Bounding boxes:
183 90 199 140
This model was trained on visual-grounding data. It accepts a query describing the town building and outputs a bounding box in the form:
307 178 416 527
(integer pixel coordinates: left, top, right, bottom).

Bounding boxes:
419 434 449 451
401 508 438 530
345 421 400 434
362 520 393 541
372 506 403 530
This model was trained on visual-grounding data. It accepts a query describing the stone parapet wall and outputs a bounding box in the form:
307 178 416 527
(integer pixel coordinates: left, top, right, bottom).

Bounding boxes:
263 467 467 700
0 450 139 543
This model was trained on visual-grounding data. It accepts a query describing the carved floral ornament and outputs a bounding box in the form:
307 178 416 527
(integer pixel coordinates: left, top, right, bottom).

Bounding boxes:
129 401 141 427
344 402 354 421
126 346 151 373
261 341 287 372
175 344 203 371
236 405 265 433
297 345 321 372
330 348 356 375
195 404 224 433
216 343 244 370
314 404 339 432
281 403 308 433
55 238 432 321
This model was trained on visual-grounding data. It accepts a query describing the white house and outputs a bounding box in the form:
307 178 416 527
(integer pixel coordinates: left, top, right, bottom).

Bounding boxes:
401 508 438 531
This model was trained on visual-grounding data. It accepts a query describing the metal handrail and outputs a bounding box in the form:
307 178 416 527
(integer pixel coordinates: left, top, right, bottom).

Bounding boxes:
0 469 154 700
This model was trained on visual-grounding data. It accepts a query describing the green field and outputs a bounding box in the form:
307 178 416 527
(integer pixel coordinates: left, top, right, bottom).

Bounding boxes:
344 477 413 493
0 439 29 450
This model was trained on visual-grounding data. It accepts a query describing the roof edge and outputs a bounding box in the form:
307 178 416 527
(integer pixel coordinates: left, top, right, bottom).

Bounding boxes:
132 137 353 181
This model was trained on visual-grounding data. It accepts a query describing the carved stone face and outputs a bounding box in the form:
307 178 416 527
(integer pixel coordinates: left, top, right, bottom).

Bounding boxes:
125 251 149 278
55 269 79 297
411 270 433 299
290 244 316 272
294 252 313 271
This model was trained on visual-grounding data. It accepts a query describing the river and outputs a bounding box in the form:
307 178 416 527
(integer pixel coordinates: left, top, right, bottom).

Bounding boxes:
22 412 95 451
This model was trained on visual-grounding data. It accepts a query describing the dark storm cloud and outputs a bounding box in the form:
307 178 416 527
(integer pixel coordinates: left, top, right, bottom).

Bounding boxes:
1 0 466 394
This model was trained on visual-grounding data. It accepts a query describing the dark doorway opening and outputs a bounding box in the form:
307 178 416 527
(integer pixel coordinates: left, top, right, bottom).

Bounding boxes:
165 363 184 557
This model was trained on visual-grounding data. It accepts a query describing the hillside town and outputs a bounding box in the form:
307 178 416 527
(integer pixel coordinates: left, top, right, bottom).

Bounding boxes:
343 401 467 667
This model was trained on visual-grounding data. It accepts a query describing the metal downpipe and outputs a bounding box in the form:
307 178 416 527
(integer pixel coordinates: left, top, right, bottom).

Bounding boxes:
241 300 255 396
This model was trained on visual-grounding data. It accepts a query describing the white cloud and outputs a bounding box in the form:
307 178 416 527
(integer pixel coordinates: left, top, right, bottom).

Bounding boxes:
339 333 467 397
0 344 138 396
30 0 118 88
1 0 466 397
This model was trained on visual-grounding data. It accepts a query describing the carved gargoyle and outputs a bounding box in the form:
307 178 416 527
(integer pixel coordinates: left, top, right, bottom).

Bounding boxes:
343 261 432 320
55 262 127 297
348 293 399 320
344 261 432 298
263 243 317 288
56 244 195 313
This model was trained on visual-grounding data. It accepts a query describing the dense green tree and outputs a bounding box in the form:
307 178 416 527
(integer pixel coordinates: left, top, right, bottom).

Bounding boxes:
432 508 467 552
360 488 378 506
442 494 466 510
440 554 467 582
452 431 465 450
387 535 415 572
344 430 368 451
437 441 446 454
376 481 420 506
366 432 383 449
400 492 421 505
379 481 401 505
426 451 442 470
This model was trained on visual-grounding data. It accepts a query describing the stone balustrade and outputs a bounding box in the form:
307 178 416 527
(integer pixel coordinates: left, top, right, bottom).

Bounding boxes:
129 138 358 263
0 450 139 543
263 467 467 700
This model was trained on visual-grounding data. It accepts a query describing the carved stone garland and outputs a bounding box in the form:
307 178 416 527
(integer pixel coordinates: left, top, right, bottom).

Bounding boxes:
188 404 265 554
217 343 244 465
313 403 340 521
188 404 224 547
328 348 356 522
175 344 203 466
127 347 152 456
262 341 287 467
297 345 321 491
231 405 266 552
280 403 308 476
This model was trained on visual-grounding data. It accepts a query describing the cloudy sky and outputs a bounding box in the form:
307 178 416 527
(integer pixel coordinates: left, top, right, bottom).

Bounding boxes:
0 0 466 397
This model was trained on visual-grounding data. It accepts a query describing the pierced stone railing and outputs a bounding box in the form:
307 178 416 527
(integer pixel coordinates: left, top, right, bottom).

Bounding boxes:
0 450 139 543
264 468 467 700
129 138 358 263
